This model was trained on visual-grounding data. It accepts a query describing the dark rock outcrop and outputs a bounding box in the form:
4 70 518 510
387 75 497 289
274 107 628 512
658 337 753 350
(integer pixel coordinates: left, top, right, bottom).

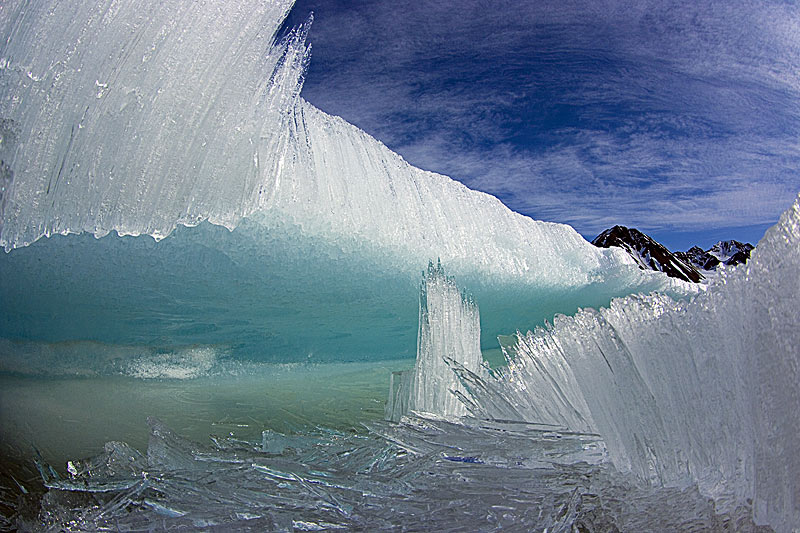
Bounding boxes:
592 226 704 283
675 247 720 271
708 240 754 267
592 226 756 284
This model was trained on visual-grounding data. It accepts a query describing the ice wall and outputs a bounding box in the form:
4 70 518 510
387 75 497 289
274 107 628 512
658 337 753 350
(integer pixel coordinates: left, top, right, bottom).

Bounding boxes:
0 0 690 291
387 261 486 420
463 194 800 531
269 100 637 285
0 0 700 364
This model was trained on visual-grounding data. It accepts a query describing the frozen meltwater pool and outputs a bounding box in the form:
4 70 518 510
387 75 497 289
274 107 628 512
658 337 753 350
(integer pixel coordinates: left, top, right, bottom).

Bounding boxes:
0 361 401 469
0 366 769 532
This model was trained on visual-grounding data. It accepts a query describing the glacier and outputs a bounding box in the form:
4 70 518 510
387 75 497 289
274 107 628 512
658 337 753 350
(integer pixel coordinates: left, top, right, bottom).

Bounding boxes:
0 0 628 284
0 0 690 365
7 215 796 529
0 0 797 530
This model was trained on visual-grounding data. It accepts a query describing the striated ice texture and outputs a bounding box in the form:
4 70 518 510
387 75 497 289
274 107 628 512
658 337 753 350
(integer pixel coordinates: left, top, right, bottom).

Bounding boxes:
0 0 686 288
454 194 800 531
0 0 309 247
0 0 696 364
387 261 486 421
267 100 637 285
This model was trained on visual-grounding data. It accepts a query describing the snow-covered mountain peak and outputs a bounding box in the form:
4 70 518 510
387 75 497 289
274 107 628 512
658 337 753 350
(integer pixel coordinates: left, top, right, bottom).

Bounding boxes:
592 226 756 283
708 240 754 264
591 226 704 283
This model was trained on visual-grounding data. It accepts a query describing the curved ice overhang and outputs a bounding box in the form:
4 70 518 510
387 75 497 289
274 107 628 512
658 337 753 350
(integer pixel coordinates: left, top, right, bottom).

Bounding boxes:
0 0 687 288
0 0 696 364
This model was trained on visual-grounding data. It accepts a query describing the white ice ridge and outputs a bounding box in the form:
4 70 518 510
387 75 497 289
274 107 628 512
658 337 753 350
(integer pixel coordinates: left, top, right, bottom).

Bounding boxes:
0 0 307 247
455 194 800 531
0 0 687 289
387 261 487 421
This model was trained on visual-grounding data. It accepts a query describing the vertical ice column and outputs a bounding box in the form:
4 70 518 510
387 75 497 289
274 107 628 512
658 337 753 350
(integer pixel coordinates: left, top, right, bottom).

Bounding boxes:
387 261 485 420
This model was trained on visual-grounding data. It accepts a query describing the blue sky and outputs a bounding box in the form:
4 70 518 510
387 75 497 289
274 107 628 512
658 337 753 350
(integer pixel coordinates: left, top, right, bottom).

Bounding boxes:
281 0 799 251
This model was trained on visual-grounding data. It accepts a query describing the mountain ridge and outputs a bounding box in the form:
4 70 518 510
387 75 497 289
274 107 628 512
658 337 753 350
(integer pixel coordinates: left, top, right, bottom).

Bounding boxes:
591 226 754 283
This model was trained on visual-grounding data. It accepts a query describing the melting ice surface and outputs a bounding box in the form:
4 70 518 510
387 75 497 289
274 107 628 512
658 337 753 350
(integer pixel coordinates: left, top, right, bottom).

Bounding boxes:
0 0 796 530
0 0 689 365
